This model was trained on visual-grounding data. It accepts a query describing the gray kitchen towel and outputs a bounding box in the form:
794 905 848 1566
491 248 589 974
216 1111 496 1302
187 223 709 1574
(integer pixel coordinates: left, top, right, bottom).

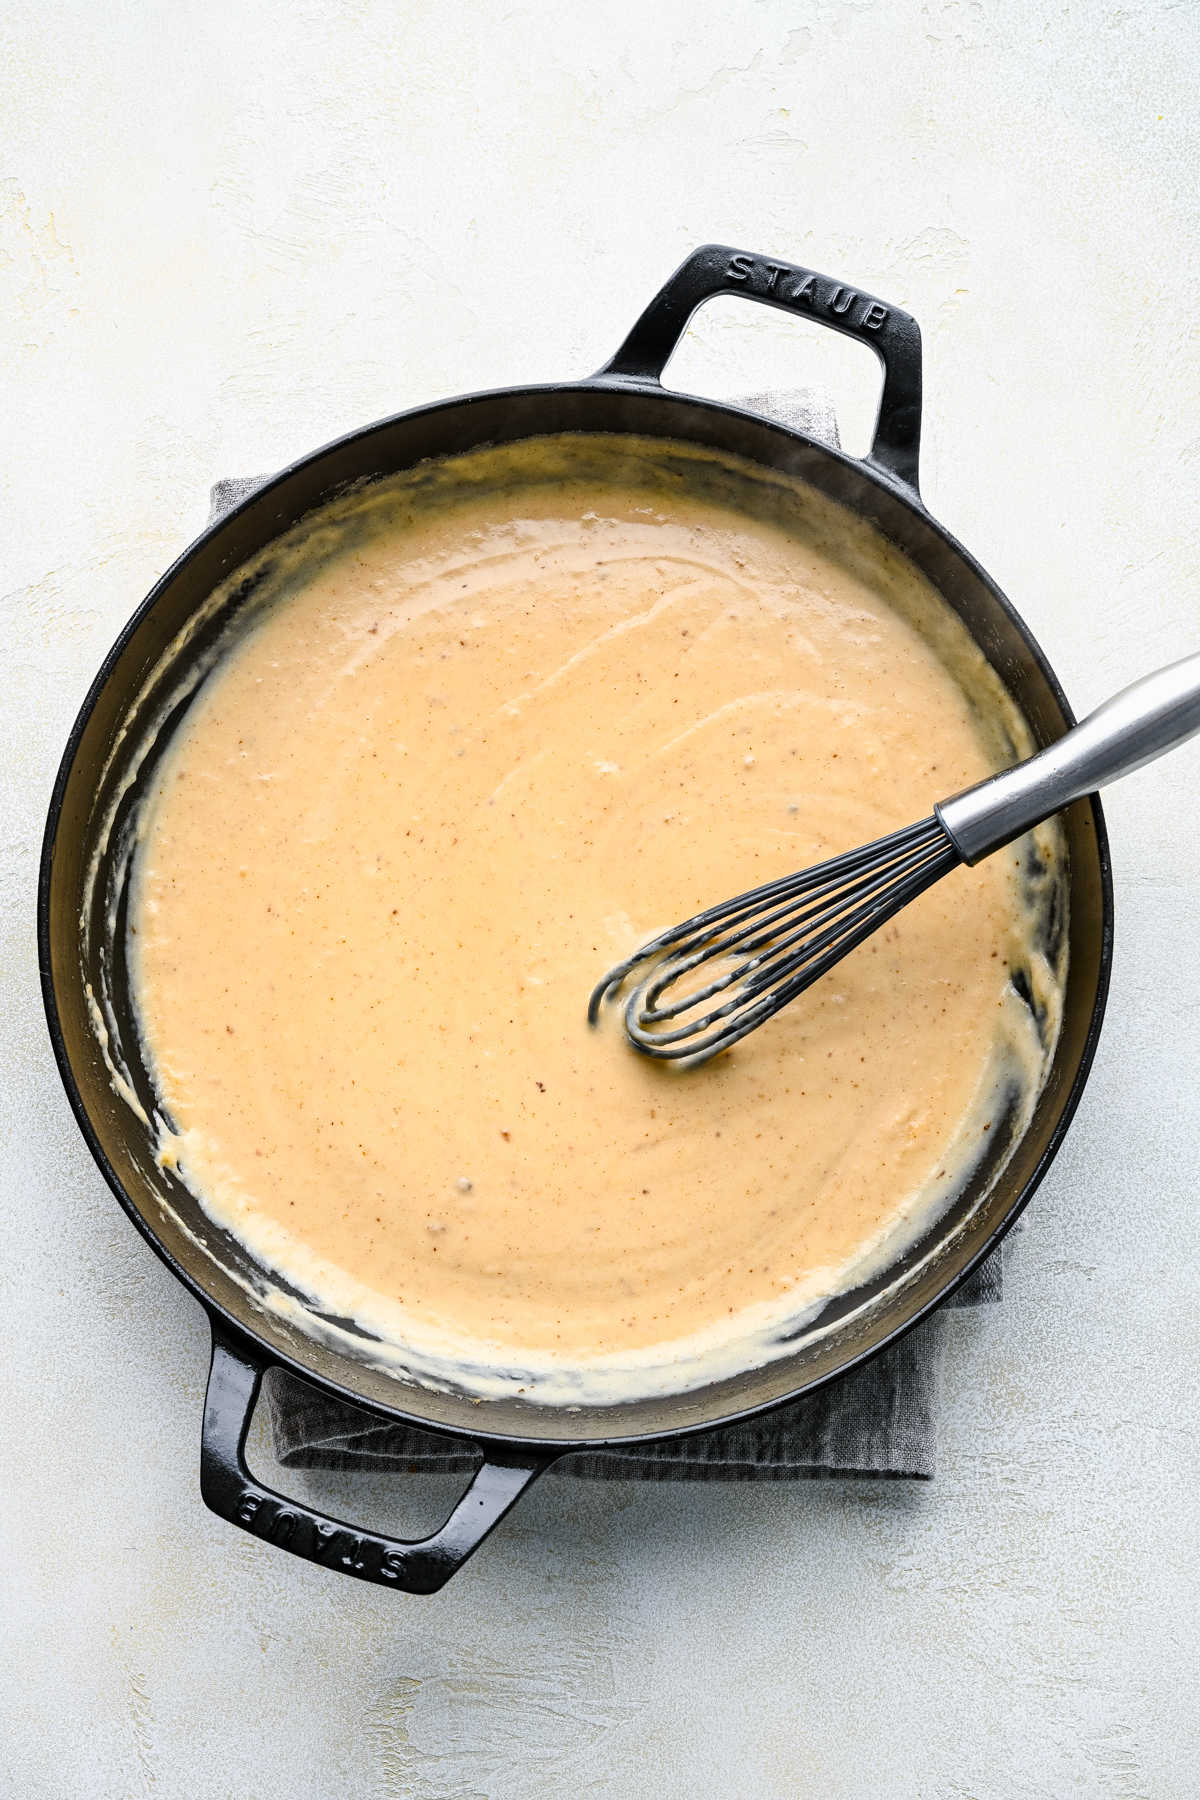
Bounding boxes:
210 386 1004 1482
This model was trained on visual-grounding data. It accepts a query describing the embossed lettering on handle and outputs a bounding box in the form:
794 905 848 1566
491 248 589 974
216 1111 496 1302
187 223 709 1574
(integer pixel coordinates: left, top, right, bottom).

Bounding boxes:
594 243 923 495
724 251 890 333
200 1327 556 1594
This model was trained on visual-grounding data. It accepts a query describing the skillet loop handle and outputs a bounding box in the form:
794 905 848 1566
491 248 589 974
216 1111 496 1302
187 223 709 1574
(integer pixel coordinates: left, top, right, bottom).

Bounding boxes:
200 1327 555 1594
594 242 923 496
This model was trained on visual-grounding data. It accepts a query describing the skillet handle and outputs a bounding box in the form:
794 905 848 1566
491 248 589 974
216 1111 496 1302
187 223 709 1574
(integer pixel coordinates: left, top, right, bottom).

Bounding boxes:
200 1325 556 1594
594 242 923 496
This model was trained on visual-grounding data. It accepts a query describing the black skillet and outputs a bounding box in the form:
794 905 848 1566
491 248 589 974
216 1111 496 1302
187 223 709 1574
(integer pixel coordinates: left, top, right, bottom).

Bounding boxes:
39 246 1112 1592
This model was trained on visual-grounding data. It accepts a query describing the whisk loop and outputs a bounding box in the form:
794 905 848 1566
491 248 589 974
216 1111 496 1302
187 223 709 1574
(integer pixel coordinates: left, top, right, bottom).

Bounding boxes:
589 816 961 1063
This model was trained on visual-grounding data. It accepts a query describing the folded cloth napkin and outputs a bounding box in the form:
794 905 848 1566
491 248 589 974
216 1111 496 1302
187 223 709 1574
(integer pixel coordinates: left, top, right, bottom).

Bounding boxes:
211 386 1004 1482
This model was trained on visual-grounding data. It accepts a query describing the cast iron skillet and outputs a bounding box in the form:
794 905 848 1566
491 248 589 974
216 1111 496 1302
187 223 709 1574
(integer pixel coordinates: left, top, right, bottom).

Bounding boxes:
39 246 1113 1593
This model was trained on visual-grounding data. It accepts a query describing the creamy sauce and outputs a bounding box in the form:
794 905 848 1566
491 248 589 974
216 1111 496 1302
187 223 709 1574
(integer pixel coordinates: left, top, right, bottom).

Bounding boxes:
128 437 1061 1403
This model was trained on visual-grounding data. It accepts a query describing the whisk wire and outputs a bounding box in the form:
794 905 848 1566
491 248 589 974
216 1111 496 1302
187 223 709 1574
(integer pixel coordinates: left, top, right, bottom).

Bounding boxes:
587 816 947 1020
591 815 961 1062
636 827 956 1025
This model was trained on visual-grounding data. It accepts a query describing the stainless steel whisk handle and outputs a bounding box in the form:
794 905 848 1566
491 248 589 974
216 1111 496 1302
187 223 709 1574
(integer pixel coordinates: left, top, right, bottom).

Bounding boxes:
936 651 1200 865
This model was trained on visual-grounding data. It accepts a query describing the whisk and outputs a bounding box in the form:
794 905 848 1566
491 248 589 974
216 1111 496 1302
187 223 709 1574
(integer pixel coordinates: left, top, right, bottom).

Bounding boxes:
589 653 1200 1063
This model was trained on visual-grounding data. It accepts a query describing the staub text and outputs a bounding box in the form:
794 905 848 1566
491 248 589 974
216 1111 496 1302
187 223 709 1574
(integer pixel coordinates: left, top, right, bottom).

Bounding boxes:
726 254 888 330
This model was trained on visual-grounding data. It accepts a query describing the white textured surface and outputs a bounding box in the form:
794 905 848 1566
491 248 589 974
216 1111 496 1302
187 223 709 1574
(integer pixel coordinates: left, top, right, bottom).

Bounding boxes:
3 3 1199 1795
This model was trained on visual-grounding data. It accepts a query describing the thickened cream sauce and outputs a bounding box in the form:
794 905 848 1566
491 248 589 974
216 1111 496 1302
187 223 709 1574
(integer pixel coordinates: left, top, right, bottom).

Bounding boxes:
128 437 1060 1402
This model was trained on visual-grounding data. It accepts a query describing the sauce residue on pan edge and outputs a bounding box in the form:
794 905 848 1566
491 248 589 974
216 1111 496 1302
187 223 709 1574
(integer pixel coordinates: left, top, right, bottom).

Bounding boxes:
123 436 1066 1403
